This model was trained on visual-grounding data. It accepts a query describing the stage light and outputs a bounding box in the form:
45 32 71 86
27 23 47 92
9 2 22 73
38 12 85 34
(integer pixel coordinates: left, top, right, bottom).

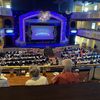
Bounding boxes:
84 2 90 6
71 30 77 34
6 29 13 33
6 29 14 34
84 7 88 12
91 23 96 29
5 4 11 8
97 22 100 26
94 5 98 11
65 11 71 15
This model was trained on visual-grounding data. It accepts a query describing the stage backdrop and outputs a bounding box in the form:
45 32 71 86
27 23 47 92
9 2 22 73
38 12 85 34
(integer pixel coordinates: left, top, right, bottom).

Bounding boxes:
16 11 67 47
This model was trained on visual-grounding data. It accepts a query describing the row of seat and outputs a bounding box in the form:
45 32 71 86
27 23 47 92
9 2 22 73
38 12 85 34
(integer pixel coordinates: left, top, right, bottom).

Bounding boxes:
0 51 49 66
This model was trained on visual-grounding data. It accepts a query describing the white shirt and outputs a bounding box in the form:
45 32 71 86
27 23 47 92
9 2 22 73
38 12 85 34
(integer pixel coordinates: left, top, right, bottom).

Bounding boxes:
0 74 9 87
25 75 48 86
0 74 7 80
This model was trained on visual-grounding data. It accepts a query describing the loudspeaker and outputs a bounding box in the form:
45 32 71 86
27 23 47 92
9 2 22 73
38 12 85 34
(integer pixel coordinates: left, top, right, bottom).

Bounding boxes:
69 35 76 45
4 36 14 47
3 17 13 28
70 21 77 29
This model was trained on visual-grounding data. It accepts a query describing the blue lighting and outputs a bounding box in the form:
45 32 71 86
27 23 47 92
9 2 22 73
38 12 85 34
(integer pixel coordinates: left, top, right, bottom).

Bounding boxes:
35 33 50 36
71 30 77 34
6 29 14 33
19 11 67 43
31 26 54 40
5 29 14 35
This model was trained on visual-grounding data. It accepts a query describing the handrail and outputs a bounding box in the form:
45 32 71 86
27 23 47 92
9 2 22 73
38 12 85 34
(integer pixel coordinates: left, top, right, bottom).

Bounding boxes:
1 64 100 69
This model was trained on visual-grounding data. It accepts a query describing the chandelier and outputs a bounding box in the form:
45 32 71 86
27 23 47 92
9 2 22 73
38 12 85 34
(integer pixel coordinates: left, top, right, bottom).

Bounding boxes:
38 11 51 22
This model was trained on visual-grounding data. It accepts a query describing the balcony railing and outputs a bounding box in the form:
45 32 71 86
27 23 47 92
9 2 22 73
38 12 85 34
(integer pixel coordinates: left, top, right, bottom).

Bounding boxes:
71 11 100 20
0 7 12 16
77 29 100 41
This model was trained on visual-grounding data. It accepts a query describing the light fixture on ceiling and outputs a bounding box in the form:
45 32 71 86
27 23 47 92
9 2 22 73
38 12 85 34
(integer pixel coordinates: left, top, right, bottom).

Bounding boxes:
5 4 11 8
94 5 98 10
38 11 51 22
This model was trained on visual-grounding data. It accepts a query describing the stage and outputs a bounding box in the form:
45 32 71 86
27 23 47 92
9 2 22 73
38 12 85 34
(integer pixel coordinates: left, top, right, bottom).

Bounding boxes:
14 11 68 48
16 42 68 48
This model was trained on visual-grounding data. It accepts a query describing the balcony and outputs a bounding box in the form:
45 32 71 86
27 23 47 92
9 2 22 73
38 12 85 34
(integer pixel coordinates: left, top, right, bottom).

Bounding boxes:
77 29 100 41
0 7 12 16
71 11 100 20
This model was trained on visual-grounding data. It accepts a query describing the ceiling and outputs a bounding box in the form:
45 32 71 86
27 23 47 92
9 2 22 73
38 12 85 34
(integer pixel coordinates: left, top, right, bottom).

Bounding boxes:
74 0 100 3
55 0 100 3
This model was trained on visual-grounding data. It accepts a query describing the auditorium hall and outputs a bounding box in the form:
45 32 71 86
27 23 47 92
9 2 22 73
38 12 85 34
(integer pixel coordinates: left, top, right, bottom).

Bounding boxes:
0 0 100 100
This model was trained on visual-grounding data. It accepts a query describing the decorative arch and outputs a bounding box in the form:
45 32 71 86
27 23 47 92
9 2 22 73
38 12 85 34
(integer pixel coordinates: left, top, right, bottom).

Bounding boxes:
19 11 67 43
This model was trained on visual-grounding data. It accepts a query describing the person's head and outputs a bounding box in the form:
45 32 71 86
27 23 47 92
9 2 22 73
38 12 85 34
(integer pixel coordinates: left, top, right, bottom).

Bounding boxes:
62 59 73 72
29 66 40 77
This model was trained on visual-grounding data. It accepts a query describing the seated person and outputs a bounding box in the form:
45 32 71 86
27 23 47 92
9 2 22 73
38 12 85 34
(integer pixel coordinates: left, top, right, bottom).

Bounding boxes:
52 59 80 84
25 66 48 86
0 68 9 87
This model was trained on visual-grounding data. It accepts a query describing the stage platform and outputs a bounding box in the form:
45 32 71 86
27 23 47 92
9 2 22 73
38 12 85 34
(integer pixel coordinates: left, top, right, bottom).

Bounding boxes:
16 43 68 48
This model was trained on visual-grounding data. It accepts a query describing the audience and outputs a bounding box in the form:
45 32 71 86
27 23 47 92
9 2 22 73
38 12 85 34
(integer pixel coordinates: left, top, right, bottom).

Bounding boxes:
61 47 100 64
25 66 48 86
0 67 9 87
0 46 99 86
52 59 80 84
